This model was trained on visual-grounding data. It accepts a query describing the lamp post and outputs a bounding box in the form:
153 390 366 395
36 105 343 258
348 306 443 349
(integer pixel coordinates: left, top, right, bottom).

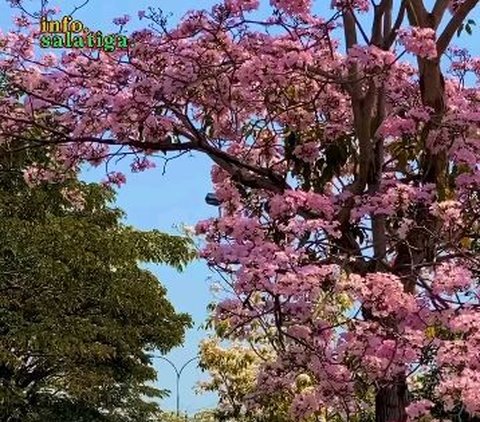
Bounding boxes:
154 355 199 417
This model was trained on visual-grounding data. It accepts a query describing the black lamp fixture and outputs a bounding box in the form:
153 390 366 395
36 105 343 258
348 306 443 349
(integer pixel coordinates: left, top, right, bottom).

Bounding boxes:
205 192 221 207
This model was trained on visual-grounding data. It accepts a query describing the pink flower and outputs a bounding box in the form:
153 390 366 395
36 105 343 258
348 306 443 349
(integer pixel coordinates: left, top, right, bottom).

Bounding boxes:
13 14 30 28
429 200 463 229
331 0 369 12
406 400 434 420
224 0 260 14
103 171 126 188
293 142 319 163
432 262 472 295
449 0 466 14
398 27 437 59
130 157 156 172
113 15 130 26
271 0 311 15
347 45 396 71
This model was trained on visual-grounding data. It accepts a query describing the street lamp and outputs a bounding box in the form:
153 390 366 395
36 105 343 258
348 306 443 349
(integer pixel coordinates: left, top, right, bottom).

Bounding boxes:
205 192 221 217
154 355 199 417
205 192 220 207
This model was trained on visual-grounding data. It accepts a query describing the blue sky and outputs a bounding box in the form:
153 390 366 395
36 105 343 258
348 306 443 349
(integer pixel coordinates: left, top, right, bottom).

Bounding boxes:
85 153 220 415
1 0 479 415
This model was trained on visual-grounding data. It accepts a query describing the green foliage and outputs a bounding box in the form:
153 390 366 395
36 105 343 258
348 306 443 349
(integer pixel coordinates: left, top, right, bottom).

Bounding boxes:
156 410 216 422
197 337 299 422
284 128 355 193
0 146 195 421
457 19 476 36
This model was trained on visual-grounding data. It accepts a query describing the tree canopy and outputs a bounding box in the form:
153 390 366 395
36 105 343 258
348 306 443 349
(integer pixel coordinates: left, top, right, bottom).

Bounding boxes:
0 145 195 421
1 0 480 421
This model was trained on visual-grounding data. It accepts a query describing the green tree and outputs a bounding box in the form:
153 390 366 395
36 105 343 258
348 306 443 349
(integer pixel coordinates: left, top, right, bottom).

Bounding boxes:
197 337 290 422
156 409 217 422
0 145 195 421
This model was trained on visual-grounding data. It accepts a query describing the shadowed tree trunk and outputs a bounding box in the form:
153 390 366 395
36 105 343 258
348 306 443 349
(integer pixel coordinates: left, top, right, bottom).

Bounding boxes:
374 1 451 420
375 377 409 422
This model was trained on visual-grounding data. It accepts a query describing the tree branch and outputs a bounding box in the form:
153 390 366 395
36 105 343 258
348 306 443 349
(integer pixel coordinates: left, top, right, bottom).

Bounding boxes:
437 0 479 55
405 0 428 26
343 9 358 50
385 0 406 47
431 0 451 28
371 0 392 46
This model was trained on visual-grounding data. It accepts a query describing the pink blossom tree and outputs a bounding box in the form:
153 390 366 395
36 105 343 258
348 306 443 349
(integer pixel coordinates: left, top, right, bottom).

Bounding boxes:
1 0 480 420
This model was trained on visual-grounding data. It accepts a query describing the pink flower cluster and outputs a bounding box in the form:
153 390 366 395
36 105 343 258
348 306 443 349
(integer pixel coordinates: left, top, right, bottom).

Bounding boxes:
432 262 472 295
406 400 434 420
102 171 127 188
429 200 463 229
112 15 130 26
449 0 467 14
224 0 260 14
347 45 396 72
398 27 437 59
293 141 319 163
270 0 311 15
331 0 370 12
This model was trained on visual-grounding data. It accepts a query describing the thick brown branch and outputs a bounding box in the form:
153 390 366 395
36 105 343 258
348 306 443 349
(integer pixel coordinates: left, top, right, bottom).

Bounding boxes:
437 0 479 55
385 0 406 48
343 9 358 49
405 0 428 26
383 0 393 41
371 0 392 46
431 0 451 28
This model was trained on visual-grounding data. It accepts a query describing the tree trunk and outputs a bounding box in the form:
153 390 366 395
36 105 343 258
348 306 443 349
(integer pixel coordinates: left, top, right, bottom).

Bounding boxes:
373 45 448 422
375 377 408 422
